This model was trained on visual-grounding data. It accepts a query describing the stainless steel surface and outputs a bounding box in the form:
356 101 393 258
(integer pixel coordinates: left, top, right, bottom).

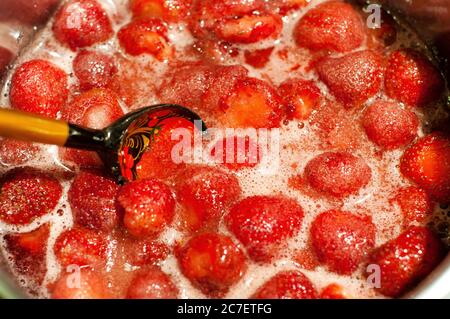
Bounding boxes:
0 0 449 299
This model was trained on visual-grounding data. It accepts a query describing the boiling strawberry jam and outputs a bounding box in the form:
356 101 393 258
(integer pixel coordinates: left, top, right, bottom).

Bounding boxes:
0 0 449 299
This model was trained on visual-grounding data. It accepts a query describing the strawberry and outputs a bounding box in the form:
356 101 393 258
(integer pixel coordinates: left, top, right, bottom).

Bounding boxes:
0 46 13 75
4 224 50 285
320 284 346 299
126 267 179 299
10 59 68 118
60 89 123 168
0 168 62 225
52 0 113 50
210 135 261 171
294 1 365 52
220 77 283 128
400 133 450 202
117 179 175 238
226 195 304 262
362 101 418 149
68 170 121 231
293 249 320 271
304 152 372 198
54 227 108 267
269 0 309 15
201 64 249 112
176 166 241 232
118 18 172 60
309 99 364 150
159 62 248 114
214 13 282 44
393 186 433 226
130 0 193 22
124 239 169 266
0 0 59 24
52 268 109 299
278 78 321 120
310 210 376 275
244 47 274 69
134 116 197 180
73 50 117 91
367 226 445 297
177 232 247 297
189 0 265 38
385 49 444 107
252 271 317 299
0 138 39 166
316 50 383 108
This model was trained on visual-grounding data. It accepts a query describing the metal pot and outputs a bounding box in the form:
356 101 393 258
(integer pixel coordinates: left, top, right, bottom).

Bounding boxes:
0 0 449 299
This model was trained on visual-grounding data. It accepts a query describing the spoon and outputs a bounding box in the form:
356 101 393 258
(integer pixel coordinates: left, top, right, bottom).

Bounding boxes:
0 104 207 183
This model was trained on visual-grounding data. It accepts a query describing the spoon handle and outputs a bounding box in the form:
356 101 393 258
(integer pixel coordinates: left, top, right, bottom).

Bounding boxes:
0 108 105 150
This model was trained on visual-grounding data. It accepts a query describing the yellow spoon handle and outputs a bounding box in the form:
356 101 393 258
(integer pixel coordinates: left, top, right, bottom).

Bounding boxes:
0 108 70 146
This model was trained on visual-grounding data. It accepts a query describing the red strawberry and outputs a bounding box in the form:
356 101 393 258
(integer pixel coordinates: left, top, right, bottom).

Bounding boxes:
362 101 418 149
393 186 433 226
385 49 444 107
252 271 317 299
117 179 175 238
367 226 445 297
10 59 68 118
135 116 197 180
293 249 320 271
214 13 282 44
54 227 108 267
269 0 309 15
310 210 376 275
118 18 172 60
0 0 59 24
210 135 261 171
176 166 241 232
177 232 247 297
0 168 62 225
188 0 265 38
158 62 248 114
400 133 450 202
294 1 365 52
365 8 397 48
60 89 123 168
125 239 169 266
304 152 372 198
0 46 13 75
4 224 50 285
52 268 109 299
0 138 39 166
320 284 346 299
316 50 383 108
244 47 274 69
53 0 113 50
73 50 117 91
226 195 304 262
278 78 321 120
220 77 283 128
68 170 121 231
126 267 179 299
130 0 193 22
